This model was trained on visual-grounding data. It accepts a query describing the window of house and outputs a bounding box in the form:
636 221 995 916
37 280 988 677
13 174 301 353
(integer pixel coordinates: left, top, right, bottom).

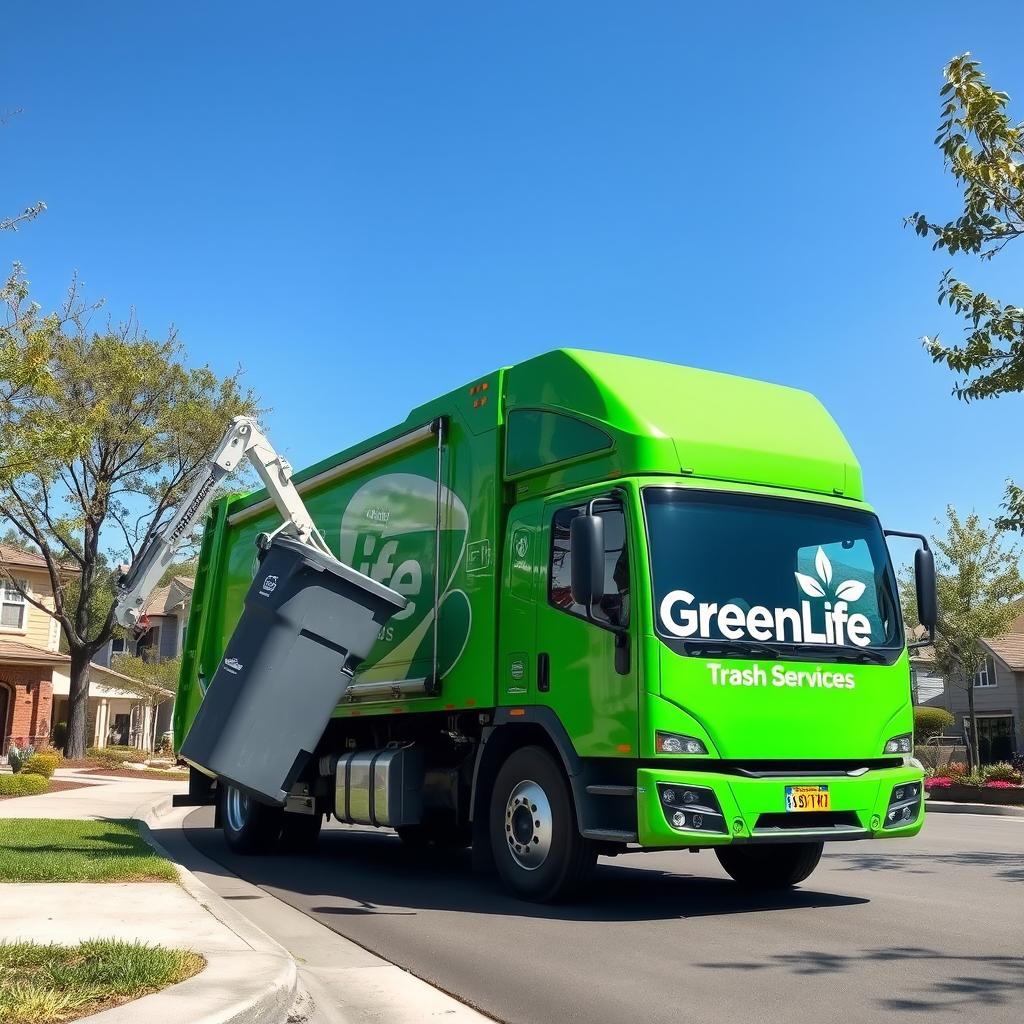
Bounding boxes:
1 578 28 630
549 501 630 629
973 655 997 688
111 636 128 655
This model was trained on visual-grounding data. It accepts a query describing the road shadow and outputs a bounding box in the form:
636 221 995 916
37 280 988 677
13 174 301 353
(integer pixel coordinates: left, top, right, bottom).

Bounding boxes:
696 945 1024 1015
174 812 868 924
829 847 1024 883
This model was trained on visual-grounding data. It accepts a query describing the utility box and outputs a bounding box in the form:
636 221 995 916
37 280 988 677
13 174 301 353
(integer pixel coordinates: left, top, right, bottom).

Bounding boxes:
180 535 406 804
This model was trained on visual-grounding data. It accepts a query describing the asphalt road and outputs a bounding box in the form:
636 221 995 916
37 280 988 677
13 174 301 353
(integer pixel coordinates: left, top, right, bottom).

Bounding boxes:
183 808 1023 1024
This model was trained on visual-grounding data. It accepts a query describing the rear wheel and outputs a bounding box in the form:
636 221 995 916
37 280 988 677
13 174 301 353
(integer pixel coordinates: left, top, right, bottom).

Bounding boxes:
715 842 823 888
489 745 596 902
220 783 283 854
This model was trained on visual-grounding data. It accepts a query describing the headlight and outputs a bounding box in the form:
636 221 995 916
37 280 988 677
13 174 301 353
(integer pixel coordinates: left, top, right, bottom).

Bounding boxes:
884 734 912 754
655 731 708 755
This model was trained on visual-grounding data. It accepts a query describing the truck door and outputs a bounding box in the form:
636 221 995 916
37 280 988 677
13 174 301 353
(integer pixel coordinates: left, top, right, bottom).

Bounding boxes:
535 492 638 758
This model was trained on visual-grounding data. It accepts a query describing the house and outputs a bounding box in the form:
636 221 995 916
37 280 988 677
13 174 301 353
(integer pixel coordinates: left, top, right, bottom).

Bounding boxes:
0 543 76 755
99 575 193 665
0 543 168 754
911 613 1024 763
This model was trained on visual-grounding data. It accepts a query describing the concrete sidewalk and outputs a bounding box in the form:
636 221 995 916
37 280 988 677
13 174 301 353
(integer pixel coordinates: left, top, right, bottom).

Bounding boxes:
0 772 296 1024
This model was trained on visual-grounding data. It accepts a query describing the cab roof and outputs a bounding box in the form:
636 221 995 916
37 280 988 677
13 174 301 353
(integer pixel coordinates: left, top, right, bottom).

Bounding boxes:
503 349 863 501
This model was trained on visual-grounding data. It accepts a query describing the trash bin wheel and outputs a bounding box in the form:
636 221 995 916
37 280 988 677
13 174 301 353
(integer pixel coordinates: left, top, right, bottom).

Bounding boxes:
219 783 283 854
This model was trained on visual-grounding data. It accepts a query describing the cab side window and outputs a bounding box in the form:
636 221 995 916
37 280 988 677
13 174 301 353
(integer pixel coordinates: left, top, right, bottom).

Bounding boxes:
549 502 629 628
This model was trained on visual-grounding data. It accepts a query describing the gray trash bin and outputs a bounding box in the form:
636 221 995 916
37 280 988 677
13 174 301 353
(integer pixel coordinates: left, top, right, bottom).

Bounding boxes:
180 535 406 804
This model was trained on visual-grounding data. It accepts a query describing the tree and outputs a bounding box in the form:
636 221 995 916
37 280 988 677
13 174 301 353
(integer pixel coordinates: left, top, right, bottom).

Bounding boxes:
0 267 258 756
902 507 1023 768
110 654 181 751
1 110 45 234
908 54 1024 531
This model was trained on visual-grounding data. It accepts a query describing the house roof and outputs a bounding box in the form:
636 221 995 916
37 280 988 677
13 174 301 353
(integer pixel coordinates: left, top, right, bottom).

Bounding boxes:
983 634 1024 672
142 576 194 617
0 543 81 576
0 637 69 666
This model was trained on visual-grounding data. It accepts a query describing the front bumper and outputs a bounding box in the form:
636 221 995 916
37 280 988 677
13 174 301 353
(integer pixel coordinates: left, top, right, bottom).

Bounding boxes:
636 765 925 847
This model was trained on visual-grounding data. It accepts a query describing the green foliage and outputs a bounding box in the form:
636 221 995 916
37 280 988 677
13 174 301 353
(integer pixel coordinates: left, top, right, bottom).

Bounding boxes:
6 743 34 773
86 745 147 766
984 761 1023 783
0 818 177 882
51 722 67 751
0 773 48 797
901 507 1023 685
913 706 955 741
0 939 203 1024
0 267 259 756
908 54 1024 529
21 753 60 779
110 654 181 699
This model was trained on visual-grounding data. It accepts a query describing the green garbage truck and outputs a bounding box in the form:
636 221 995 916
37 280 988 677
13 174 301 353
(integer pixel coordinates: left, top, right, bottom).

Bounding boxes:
163 349 936 901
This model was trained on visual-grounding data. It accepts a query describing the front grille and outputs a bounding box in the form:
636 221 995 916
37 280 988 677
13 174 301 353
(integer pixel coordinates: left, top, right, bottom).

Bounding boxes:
755 811 860 831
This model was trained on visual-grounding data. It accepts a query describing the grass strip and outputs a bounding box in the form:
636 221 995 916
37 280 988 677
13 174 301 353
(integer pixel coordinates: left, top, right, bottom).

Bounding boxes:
0 938 203 1024
0 819 178 882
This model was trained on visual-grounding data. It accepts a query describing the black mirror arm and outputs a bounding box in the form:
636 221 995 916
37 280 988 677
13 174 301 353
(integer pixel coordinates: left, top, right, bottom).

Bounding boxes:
885 529 937 649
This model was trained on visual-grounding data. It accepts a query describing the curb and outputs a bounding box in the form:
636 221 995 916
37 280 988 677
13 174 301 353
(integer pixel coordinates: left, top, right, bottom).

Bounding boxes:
82 796 298 1024
926 799 1024 818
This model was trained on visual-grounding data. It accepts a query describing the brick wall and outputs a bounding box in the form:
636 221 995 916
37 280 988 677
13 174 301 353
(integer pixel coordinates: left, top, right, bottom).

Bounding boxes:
0 665 54 753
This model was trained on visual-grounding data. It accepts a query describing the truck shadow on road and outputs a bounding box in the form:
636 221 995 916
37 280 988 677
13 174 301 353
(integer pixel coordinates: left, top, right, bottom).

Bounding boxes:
180 822 868 923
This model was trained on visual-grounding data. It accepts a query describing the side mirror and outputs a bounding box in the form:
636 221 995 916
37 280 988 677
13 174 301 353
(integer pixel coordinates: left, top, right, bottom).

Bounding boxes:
570 514 605 607
915 547 938 631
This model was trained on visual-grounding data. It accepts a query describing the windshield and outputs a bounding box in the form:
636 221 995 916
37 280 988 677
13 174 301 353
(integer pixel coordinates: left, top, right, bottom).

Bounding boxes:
643 488 903 663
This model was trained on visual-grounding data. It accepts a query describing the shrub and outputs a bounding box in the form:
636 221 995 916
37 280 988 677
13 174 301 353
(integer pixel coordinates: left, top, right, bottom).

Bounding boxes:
946 761 969 781
983 762 1023 784
913 706 955 742
925 777 953 790
6 744 35 773
86 745 146 766
52 721 67 751
1012 753 1024 775
21 753 61 779
0 773 49 797
962 769 987 787
984 780 1018 789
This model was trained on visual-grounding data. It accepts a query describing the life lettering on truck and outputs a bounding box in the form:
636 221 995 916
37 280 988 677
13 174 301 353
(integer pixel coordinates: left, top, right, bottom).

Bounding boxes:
161 349 931 902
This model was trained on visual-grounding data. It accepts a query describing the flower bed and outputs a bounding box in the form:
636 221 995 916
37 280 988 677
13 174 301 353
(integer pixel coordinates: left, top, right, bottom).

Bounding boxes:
925 777 1024 805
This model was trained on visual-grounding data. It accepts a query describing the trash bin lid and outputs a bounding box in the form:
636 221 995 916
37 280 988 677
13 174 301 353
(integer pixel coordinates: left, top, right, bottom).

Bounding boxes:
270 535 407 612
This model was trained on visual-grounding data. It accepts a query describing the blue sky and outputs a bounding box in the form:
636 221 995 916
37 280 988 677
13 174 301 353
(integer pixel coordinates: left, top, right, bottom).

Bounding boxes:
3 3 1023 543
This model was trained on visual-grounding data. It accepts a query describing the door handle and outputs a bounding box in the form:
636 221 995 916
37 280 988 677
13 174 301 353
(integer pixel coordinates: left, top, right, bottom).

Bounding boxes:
537 652 550 692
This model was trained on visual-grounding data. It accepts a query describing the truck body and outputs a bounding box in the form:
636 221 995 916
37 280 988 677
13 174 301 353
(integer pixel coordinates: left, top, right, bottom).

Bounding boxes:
175 349 927 899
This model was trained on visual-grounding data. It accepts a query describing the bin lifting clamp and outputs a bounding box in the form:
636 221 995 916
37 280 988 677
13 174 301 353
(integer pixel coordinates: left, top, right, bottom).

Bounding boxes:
114 415 331 629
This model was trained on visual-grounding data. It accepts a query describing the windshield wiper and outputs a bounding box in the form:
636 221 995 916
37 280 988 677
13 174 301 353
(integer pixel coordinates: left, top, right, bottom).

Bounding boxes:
684 641 784 660
791 644 890 665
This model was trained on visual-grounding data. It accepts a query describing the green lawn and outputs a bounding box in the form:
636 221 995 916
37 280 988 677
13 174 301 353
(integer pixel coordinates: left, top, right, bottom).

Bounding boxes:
0 939 203 1024
0 820 178 882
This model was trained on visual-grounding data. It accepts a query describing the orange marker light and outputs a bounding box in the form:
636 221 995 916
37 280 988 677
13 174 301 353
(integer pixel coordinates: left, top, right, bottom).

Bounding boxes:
509 708 526 717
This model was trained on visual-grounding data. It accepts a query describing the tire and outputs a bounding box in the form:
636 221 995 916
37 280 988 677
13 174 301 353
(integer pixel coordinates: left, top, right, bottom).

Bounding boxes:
489 745 596 902
219 783 284 854
279 810 323 853
715 842 823 888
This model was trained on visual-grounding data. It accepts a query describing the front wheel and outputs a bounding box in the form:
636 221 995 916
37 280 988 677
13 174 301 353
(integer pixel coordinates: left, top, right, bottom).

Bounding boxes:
489 745 596 902
715 842 823 888
219 783 283 854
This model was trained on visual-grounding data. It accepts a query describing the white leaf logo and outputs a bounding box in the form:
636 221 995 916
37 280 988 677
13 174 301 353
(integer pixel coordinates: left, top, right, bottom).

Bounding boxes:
815 546 832 586
794 572 826 598
836 580 866 602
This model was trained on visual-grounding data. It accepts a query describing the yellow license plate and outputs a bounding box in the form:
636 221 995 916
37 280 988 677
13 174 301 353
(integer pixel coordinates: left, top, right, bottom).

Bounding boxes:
785 785 830 811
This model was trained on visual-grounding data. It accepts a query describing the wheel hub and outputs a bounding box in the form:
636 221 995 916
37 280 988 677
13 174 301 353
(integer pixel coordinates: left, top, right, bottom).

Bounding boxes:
225 786 250 832
504 779 552 870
